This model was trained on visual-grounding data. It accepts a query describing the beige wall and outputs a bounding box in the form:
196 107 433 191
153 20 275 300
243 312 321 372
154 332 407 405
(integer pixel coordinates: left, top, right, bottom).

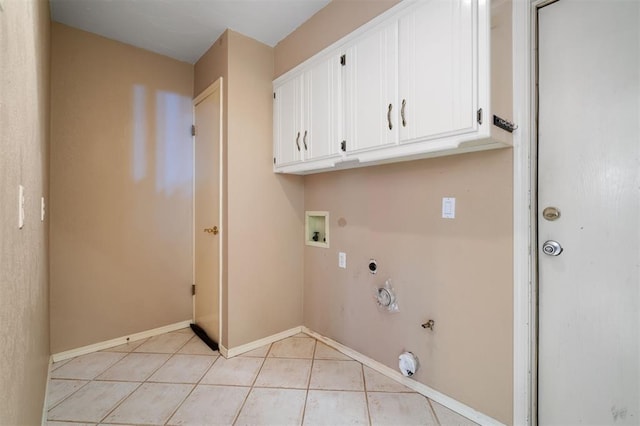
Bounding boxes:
276 1 514 423
226 32 304 347
50 24 194 352
194 31 305 349
274 0 400 77
0 0 51 423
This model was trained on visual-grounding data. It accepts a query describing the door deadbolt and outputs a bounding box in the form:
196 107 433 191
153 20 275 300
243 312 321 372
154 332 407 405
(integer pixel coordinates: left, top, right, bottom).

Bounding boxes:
542 240 563 256
204 226 218 235
542 207 561 221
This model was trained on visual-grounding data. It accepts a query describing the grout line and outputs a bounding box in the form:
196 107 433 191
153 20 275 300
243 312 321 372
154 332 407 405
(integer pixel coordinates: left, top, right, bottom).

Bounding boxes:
96 380 145 424
427 397 443 426
162 383 198 425
300 338 318 425
362 362 373 426
45 379 92 414
231 349 269 425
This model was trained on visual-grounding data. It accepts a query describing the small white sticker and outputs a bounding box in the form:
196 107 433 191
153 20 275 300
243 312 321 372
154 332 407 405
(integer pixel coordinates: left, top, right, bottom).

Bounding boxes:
442 197 456 219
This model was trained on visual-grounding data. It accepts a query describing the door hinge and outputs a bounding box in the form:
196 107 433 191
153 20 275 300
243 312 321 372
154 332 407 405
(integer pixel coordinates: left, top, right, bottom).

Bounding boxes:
191 125 196 136
273 157 276 165
273 92 276 99
340 55 346 66
477 108 483 125
191 284 196 296
340 140 346 152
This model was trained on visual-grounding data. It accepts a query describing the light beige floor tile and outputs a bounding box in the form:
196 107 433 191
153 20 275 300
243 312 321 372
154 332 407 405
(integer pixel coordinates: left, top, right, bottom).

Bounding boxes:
47 381 138 423
269 337 316 359
102 383 193 425
178 336 219 355
363 366 413 393
235 387 306 426
368 392 437 425
96 353 170 381
101 338 147 353
309 360 364 391
239 344 271 358
430 400 479 425
51 358 73 372
46 421 94 426
314 342 352 361
200 356 263 386
51 352 127 380
254 358 312 389
133 332 192 354
47 379 88 408
167 384 249 426
303 390 369 426
148 354 216 383
173 327 195 335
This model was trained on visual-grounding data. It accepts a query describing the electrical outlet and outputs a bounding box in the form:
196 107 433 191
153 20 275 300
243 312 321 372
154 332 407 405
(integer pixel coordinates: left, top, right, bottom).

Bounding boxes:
338 252 346 269
18 185 25 229
442 197 456 219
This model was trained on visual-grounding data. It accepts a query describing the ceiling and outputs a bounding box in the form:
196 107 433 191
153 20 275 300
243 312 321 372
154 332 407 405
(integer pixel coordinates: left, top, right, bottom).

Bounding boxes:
49 0 331 64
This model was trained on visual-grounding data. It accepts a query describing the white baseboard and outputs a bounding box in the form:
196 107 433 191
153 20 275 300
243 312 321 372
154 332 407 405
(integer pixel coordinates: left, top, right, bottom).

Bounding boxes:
302 327 504 426
41 355 53 426
224 326 303 358
51 320 192 362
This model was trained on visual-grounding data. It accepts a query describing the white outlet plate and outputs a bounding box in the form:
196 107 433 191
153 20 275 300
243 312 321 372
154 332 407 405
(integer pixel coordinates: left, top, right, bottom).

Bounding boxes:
338 252 346 269
18 185 25 229
442 197 456 219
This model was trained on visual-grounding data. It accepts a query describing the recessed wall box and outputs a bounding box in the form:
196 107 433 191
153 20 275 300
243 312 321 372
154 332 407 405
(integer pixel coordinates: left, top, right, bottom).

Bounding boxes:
305 211 329 248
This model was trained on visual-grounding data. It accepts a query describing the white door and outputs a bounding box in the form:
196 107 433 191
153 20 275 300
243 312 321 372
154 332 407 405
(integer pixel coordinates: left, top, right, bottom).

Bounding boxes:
344 21 398 152
274 75 302 166
303 54 342 161
194 81 222 344
398 0 474 143
537 1 640 424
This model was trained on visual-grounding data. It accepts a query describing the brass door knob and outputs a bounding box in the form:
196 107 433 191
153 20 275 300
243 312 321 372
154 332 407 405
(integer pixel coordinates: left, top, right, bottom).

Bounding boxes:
204 226 218 235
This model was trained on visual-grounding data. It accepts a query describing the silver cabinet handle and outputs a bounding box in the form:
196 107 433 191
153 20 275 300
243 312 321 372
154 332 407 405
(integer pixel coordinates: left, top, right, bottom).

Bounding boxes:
295 132 300 151
303 130 308 150
387 103 393 130
401 99 406 127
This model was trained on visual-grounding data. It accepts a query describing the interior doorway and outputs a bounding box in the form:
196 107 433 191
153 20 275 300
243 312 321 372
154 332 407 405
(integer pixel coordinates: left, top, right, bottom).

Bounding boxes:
193 79 223 345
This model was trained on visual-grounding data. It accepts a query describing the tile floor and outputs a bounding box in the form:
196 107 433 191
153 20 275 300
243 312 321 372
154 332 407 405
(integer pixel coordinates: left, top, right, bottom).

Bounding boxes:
46 328 477 426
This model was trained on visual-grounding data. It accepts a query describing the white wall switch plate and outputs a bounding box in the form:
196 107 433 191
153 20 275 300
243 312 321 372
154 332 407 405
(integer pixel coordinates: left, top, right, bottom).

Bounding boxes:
338 252 347 269
18 185 25 229
41 197 45 221
442 197 456 219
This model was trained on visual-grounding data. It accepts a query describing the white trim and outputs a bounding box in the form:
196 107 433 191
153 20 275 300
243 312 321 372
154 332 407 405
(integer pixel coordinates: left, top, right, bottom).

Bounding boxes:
302 327 504 426
512 0 537 425
41 355 53 426
51 320 192 362
223 326 303 358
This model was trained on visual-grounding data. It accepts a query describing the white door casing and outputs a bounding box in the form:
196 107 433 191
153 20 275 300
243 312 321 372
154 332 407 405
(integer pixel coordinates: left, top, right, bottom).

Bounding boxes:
193 80 223 344
537 1 640 424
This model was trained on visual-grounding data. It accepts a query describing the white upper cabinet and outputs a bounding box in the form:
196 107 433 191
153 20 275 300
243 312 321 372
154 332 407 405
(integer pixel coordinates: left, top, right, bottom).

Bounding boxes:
397 0 474 143
273 52 342 172
343 20 398 153
274 0 510 174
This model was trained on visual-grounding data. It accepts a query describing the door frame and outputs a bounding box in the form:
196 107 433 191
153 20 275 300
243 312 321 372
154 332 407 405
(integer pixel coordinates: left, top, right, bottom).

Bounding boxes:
513 0 559 424
192 78 224 345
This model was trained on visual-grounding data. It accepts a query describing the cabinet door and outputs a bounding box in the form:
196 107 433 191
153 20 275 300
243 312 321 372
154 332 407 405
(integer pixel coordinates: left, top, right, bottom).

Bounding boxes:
398 0 474 143
344 21 398 153
274 75 303 166
303 54 342 161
